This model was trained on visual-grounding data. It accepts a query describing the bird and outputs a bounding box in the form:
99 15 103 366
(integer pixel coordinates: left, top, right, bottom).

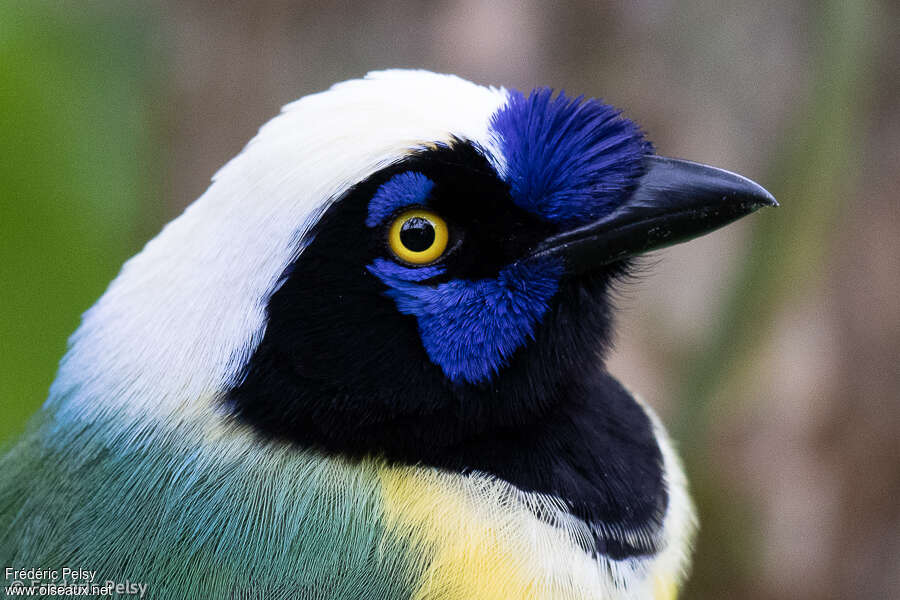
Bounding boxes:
0 69 775 599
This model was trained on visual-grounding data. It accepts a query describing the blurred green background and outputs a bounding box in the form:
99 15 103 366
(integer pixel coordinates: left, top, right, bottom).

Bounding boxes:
1 1 898 599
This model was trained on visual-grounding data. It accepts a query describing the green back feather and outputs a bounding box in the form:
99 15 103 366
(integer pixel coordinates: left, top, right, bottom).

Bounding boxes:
0 408 422 599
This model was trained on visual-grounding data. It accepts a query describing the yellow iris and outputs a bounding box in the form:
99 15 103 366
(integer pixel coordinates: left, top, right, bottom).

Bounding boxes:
388 209 449 265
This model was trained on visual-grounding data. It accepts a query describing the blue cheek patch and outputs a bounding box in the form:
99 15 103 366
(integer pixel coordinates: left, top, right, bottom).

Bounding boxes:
490 88 651 227
368 257 564 384
366 171 435 227
368 258 445 283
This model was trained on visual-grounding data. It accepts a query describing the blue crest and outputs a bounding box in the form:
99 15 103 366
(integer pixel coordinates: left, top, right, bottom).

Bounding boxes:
366 171 435 227
491 88 650 226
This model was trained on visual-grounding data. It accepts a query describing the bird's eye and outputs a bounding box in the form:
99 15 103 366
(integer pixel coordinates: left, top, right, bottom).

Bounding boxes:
388 209 449 265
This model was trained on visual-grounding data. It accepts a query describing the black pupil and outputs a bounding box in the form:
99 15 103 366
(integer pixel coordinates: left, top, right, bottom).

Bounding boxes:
399 217 436 252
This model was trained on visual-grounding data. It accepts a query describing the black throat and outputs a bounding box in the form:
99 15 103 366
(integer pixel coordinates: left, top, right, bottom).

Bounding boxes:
227 144 668 559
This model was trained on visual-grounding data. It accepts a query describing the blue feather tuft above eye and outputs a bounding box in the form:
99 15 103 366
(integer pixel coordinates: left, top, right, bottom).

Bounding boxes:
368 257 564 384
491 88 651 227
366 171 435 228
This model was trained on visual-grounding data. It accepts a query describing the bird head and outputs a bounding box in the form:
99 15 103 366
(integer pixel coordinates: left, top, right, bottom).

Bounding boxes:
51 70 773 458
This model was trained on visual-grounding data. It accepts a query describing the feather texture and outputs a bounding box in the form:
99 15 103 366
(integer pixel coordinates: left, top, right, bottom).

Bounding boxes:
1 70 697 599
0 394 692 599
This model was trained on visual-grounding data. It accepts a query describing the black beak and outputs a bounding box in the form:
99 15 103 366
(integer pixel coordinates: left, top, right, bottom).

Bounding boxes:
530 155 777 272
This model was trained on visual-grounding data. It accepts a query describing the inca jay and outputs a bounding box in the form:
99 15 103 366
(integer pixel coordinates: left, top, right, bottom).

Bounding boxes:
0 70 775 599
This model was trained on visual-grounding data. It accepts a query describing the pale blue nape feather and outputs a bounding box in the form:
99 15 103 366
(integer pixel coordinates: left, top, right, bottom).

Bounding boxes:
0 403 422 599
